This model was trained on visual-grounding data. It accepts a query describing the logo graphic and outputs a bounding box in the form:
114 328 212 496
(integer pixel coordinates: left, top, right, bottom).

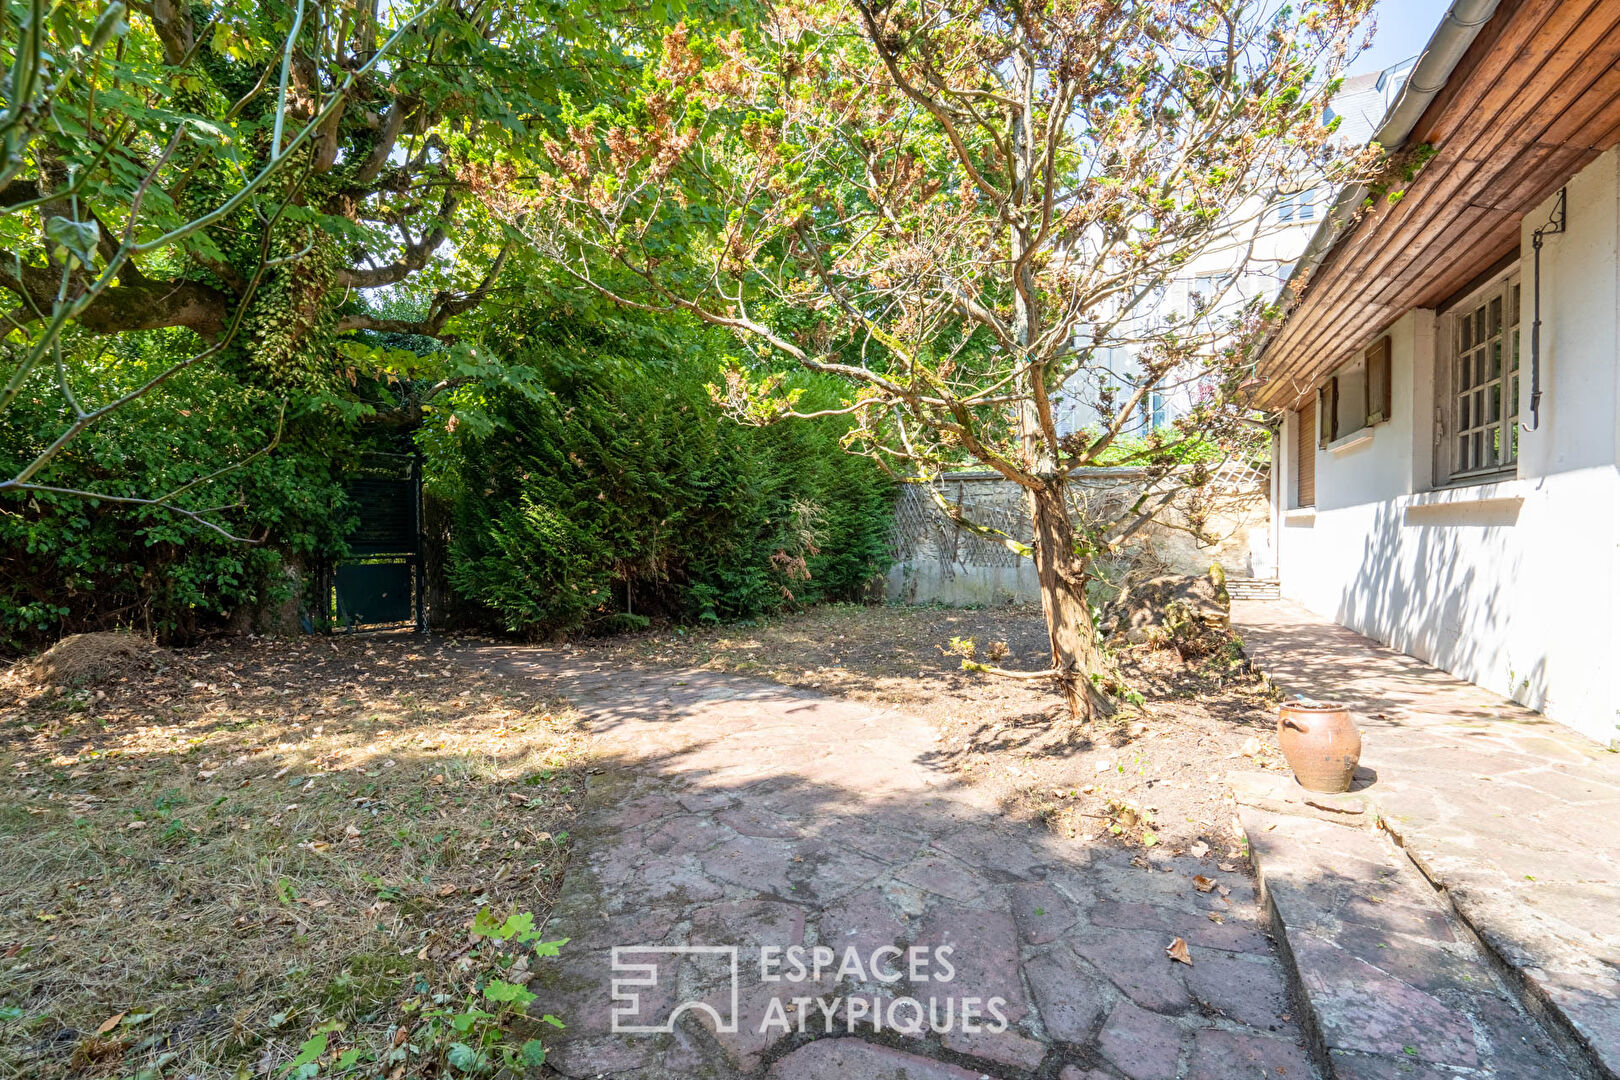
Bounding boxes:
610 945 739 1034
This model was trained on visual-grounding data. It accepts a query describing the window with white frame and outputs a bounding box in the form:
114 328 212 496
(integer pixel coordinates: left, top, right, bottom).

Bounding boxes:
1444 271 1521 480
1188 270 1224 311
1276 187 1316 223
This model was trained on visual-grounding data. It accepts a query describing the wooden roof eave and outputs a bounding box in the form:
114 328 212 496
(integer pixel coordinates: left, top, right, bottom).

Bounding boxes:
1251 0 1512 411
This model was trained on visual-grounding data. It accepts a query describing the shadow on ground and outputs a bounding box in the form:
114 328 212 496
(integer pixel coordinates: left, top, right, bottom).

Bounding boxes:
465 644 1315 1080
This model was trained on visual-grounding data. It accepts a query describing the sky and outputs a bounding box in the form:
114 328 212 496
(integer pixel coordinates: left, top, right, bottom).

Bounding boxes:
1356 0 1455 76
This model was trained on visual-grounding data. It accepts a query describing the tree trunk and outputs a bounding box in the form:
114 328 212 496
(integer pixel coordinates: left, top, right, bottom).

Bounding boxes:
1029 480 1114 722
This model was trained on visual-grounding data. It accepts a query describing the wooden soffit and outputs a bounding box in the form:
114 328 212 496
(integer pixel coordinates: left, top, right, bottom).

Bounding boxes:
1256 0 1620 410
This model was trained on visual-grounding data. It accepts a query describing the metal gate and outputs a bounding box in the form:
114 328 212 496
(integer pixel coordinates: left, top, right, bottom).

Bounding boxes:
326 453 424 632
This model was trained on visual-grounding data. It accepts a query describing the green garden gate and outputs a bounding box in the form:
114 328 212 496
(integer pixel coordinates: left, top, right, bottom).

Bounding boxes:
326 452 425 632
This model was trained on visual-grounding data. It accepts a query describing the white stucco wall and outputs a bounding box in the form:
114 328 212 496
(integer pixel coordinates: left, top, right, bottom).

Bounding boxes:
1273 149 1620 747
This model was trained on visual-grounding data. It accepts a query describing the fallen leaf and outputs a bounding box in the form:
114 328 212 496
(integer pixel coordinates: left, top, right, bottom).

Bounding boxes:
95 1012 125 1035
1218 862 1239 872
1206 912 1225 924
1193 875 1217 893
1165 937 1192 965
1189 841 1209 859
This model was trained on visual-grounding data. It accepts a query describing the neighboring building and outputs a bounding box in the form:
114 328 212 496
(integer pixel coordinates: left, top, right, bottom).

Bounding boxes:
1254 0 1620 747
1056 59 1414 438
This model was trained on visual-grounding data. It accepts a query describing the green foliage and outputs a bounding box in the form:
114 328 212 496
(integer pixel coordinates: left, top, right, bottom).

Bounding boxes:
428 314 894 637
276 911 564 1078
0 346 352 647
1084 429 1234 467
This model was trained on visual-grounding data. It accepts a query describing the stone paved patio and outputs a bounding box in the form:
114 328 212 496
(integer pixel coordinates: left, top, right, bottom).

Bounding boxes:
461 645 1321 1079
1232 598 1620 1078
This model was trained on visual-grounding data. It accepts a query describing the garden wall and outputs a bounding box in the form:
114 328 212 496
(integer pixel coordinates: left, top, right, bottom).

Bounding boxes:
886 468 1271 606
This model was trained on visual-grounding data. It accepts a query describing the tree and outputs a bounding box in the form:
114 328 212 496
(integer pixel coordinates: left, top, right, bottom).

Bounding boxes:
0 0 620 531
517 0 1374 718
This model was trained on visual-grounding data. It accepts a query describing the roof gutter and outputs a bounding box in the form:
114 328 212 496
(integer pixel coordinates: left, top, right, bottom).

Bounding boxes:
1260 0 1504 391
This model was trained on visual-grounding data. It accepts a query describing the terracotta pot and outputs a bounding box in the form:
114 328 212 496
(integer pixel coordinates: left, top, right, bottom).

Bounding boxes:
1277 701 1362 793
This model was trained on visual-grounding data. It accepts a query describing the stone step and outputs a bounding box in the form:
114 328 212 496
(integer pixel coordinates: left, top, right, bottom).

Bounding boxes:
1226 578 1281 600
1233 598 1620 1077
1380 819 1620 1080
1235 800 1584 1079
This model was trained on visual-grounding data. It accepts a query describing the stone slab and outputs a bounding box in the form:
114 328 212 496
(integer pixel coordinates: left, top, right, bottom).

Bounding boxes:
1234 598 1620 1079
1239 805 1581 1078
769 1039 985 1080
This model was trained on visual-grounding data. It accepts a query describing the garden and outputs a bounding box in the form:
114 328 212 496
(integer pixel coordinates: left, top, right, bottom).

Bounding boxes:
0 0 1382 1075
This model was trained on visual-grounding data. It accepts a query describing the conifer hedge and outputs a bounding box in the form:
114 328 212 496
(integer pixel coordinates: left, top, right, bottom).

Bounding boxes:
427 322 895 637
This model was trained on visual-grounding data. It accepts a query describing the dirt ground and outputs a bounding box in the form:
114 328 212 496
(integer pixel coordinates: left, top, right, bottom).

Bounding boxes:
0 635 587 1078
579 601 1295 856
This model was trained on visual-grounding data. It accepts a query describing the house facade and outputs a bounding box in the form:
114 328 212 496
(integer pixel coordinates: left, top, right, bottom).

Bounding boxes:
1257 0 1620 747
1055 62 1413 440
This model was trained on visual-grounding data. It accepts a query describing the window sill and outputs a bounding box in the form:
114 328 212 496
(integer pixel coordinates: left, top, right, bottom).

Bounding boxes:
1325 429 1374 455
1413 475 1526 503
1283 508 1316 527
1404 478 1526 526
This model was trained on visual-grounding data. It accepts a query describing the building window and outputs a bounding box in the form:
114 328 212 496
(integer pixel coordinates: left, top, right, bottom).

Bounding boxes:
1445 273 1521 480
1190 271 1222 304
1144 390 1168 431
1277 188 1316 223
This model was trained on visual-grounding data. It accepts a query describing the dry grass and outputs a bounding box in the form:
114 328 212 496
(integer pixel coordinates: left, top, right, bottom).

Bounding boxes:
0 635 587 1078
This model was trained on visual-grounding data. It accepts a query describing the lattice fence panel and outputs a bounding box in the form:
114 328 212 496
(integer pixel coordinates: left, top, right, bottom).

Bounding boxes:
1210 458 1271 495
890 478 1029 569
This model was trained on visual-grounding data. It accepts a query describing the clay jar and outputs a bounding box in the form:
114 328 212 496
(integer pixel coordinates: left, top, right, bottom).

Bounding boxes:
1277 700 1362 793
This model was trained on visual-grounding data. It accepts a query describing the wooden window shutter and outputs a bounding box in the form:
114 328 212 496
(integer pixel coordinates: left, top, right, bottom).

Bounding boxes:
1365 335 1392 425
1318 379 1338 445
1296 398 1316 507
